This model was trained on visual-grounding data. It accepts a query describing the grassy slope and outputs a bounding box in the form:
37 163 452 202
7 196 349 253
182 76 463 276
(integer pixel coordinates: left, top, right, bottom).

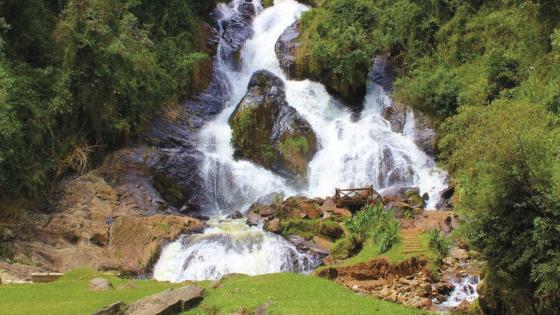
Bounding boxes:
0 269 425 315
321 232 440 278
186 273 428 315
0 269 185 315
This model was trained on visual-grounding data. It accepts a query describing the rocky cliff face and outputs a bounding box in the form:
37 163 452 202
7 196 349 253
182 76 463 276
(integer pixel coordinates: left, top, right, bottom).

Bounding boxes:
229 70 318 183
0 148 205 277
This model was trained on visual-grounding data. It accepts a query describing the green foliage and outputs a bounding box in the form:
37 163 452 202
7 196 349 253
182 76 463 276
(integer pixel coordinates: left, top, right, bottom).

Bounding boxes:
440 100 560 313
395 66 460 118
0 0 215 199
344 204 400 253
426 228 451 258
279 135 309 157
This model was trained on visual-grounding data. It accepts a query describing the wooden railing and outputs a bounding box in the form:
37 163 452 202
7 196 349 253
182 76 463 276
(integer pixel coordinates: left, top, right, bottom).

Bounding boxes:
335 186 375 207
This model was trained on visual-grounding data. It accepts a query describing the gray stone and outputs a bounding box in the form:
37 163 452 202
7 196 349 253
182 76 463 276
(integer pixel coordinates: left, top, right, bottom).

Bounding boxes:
89 278 112 292
92 301 127 315
125 286 204 315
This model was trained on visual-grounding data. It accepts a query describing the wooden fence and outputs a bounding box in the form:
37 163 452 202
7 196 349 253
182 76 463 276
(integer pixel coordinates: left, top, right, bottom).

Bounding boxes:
334 186 375 207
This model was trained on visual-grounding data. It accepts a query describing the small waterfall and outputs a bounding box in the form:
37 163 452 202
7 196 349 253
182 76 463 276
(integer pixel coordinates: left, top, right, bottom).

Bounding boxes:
440 276 480 308
153 0 448 282
153 218 318 282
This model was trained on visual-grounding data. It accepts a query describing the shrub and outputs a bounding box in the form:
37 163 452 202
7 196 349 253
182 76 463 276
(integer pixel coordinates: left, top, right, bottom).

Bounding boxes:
427 228 451 258
345 204 400 253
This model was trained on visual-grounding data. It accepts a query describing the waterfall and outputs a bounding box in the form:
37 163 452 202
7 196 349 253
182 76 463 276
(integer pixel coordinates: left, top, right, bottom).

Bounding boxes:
153 218 317 281
153 0 447 282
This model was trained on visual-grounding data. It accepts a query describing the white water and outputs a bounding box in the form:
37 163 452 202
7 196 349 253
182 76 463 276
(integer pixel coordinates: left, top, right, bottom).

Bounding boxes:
153 218 316 281
440 276 479 308
202 0 446 211
154 0 447 282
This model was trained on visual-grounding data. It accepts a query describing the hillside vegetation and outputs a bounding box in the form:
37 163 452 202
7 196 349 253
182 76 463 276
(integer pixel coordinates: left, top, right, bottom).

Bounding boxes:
297 0 560 313
0 0 216 204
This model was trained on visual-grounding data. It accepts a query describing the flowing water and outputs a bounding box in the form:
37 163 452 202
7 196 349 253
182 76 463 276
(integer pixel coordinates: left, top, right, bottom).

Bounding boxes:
440 276 480 308
153 0 447 282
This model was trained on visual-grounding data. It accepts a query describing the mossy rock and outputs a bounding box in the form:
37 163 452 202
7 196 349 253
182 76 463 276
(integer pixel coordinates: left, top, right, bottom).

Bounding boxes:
229 70 318 182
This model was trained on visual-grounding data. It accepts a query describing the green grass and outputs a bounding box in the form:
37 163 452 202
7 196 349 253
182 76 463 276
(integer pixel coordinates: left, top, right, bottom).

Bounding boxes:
0 269 426 315
319 233 440 278
0 269 185 315
185 273 428 315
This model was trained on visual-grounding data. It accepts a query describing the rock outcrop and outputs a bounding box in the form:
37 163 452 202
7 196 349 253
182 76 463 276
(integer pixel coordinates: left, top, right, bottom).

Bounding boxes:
275 21 301 78
1 153 205 277
229 70 318 183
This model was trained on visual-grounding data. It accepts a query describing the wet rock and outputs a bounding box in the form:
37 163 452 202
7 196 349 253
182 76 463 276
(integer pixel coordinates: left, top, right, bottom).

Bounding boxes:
229 70 318 183
265 218 282 234
275 21 301 78
125 286 204 315
382 102 437 156
89 278 112 292
226 211 244 219
258 206 276 217
437 183 455 211
246 211 262 226
281 196 322 219
369 54 395 92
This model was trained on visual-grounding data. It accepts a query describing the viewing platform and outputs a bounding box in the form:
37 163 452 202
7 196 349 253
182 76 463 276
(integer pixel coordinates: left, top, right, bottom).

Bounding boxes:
334 186 380 208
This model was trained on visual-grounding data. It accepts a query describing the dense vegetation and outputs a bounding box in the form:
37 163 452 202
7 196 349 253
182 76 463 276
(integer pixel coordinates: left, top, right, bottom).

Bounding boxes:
331 204 400 259
298 0 560 313
0 0 216 204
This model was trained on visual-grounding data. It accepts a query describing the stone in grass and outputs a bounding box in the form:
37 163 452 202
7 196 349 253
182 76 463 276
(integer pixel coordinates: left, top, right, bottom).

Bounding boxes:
88 278 112 292
91 301 127 315
124 285 204 315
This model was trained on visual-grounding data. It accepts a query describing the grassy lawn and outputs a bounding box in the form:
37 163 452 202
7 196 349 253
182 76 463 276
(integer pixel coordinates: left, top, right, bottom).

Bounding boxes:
186 273 428 315
0 269 427 315
0 269 185 315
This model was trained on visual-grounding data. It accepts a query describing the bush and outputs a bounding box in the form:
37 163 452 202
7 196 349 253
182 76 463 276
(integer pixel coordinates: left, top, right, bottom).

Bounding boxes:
345 204 400 253
427 228 451 258
394 66 461 119
439 100 560 313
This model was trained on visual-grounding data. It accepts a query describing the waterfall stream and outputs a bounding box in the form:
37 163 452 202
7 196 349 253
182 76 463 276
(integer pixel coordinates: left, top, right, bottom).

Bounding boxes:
153 0 447 282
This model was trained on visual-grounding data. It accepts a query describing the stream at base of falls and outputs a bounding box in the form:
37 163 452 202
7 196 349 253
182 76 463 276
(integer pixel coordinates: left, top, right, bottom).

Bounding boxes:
153 0 447 284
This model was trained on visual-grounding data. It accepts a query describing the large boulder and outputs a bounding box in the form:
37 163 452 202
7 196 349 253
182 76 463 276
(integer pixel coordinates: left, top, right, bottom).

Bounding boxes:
125 286 204 315
229 70 318 183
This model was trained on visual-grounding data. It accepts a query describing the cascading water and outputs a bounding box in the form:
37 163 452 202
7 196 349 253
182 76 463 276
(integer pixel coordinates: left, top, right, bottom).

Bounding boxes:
440 276 480 308
153 218 317 281
154 0 447 282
